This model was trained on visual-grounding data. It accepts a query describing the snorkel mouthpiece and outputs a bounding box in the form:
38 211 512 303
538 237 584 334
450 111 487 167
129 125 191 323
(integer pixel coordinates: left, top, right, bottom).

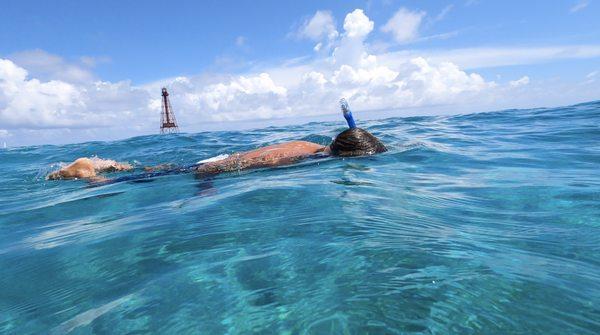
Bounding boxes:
340 98 356 129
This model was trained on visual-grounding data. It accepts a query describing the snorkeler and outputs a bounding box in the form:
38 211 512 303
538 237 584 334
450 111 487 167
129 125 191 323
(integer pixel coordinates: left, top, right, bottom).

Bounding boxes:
46 99 386 182
192 126 386 177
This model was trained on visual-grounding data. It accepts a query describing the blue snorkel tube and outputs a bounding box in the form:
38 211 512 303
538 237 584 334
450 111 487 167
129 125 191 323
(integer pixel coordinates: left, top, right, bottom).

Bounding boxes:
339 98 356 129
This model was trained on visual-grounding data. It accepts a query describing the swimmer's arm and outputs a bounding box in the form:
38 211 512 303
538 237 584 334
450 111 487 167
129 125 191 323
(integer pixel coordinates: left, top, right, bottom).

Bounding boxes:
46 158 95 180
91 159 133 173
47 157 132 180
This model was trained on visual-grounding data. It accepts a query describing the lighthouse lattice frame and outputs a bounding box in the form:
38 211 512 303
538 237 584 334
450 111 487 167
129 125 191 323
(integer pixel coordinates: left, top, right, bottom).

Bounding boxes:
160 87 179 134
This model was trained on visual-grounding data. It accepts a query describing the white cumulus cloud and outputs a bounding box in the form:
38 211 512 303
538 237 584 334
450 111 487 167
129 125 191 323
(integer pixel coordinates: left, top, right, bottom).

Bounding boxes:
0 59 85 128
4 7 583 146
184 73 290 122
343 9 374 38
381 8 426 44
0 58 152 130
509 76 530 87
8 49 97 83
298 10 338 41
0 6 494 137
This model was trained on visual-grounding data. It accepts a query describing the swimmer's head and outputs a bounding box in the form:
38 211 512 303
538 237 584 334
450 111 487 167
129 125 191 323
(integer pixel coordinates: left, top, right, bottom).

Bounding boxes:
329 128 387 157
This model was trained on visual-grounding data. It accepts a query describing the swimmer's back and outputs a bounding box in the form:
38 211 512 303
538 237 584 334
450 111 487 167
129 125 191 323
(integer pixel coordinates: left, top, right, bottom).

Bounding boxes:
240 141 324 161
194 141 325 176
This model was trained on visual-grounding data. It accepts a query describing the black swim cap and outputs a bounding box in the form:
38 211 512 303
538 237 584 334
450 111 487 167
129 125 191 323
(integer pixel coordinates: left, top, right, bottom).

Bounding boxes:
329 128 387 157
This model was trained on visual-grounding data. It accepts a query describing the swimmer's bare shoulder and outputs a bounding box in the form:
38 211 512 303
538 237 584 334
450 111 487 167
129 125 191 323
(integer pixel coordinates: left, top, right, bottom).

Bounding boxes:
194 141 325 176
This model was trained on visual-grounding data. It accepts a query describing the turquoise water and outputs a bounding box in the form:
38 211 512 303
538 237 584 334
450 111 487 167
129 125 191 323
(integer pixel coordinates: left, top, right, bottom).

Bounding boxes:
1 101 599 334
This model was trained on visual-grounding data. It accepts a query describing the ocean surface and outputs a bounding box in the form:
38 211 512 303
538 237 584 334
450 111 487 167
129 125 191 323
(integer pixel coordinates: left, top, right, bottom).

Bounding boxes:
1 101 599 334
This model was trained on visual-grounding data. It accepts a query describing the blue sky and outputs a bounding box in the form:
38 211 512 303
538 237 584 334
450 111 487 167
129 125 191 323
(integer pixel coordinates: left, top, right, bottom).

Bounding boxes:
1 0 599 145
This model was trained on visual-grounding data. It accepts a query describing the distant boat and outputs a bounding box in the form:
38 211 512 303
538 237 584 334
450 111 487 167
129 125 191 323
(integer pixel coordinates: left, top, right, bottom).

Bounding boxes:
2 142 6 149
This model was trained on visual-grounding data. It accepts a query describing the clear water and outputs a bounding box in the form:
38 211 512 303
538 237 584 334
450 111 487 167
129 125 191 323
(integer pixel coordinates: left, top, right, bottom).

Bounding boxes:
1 102 599 334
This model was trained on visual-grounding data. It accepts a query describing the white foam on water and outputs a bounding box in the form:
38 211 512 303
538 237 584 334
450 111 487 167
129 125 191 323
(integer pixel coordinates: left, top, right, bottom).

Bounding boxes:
196 154 229 164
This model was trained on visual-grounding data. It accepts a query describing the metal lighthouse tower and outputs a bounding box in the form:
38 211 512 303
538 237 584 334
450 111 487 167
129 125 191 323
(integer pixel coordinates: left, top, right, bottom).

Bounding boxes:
160 87 179 134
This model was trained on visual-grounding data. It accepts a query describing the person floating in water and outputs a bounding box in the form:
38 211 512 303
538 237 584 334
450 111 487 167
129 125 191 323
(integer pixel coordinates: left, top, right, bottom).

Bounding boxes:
46 99 387 183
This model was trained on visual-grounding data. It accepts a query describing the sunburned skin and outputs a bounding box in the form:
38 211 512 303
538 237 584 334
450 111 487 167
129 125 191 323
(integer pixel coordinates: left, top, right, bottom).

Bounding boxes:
47 141 326 181
46 157 132 181
194 141 328 176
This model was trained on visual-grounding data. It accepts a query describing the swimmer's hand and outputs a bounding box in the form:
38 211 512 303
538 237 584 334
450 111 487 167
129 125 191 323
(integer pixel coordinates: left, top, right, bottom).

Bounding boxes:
46 170 63 180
